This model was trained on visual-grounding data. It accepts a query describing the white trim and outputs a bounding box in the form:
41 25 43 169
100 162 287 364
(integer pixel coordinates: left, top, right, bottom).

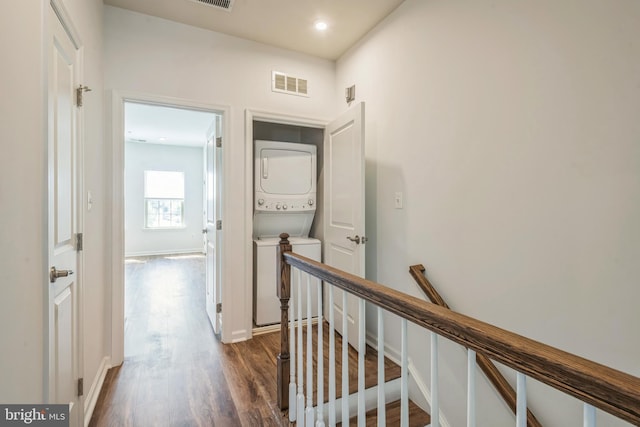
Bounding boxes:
314 378 402 422
247 109 327 128
365 330 452 427
124 249 204 258
110 90 230 364
251 317 319 336
83 357 111 427
410 359 452 427
252 323 281 336
230 329 250 343
50 0 82 49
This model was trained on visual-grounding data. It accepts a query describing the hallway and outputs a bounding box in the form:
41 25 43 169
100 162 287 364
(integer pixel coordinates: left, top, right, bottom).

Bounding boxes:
89 255 433 426
89 255 287 426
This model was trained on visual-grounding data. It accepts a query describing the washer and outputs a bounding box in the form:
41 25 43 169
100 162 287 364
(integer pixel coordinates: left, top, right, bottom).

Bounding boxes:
253 237 321 326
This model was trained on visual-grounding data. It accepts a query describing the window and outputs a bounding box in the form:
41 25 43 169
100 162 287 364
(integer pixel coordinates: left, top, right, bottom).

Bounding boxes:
144 170 185 228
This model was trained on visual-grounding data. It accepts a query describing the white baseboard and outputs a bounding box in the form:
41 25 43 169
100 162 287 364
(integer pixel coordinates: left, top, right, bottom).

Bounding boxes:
408 360 451 427
365 331 451 427
252 317 321 337
310 378 402 422
124 248 204 257
84 356 111 427
230 329 250 343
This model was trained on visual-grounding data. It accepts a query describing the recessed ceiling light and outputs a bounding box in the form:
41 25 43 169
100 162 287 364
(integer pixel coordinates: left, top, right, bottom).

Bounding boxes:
159 137 167 141
314 21 328 31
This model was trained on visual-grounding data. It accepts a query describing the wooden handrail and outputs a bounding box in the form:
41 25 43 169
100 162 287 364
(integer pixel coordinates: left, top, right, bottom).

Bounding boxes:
409 264 542 427
276 235 640 424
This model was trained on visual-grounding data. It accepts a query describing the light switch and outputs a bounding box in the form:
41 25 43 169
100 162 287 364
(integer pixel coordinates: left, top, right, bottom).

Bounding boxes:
394 192 403 209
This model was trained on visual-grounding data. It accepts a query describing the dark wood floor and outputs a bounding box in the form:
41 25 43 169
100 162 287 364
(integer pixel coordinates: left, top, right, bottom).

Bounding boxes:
89 255 429 426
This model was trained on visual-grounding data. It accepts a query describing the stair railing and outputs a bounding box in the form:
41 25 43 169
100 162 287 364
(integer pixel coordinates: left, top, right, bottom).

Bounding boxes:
409 264 542 427
276 233 640 426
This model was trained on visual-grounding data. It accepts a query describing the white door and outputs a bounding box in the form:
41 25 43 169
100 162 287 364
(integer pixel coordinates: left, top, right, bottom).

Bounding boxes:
48 5 82 426
324 102 366 352
205 116 223 334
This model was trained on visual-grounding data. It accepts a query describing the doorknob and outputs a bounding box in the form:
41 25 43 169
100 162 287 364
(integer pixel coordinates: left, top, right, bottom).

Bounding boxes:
202 228 208 234
50 266 74 283
346 235 361 244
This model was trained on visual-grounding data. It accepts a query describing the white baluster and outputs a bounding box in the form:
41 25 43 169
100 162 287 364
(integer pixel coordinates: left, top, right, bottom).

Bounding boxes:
357 298 365 426
316 277 325 427
467 349 476 427
583 403 596 427
516 373 526 427
342 291 349 426
377 307 386 427
328 286 336 427
297 269 305 427
401 319 408 427
306 273 315 426
431 332 439 427
289 274 297 422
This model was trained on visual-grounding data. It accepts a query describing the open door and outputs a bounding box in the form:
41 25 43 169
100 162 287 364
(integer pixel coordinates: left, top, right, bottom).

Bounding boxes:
47 4 82 426
205 116 223 335
323 102 366 352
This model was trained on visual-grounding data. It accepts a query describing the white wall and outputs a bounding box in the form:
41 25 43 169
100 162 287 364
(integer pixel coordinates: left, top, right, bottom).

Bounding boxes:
0 0 47 402
125 142 204 256
336 0 640 425
0 0 108 416
104 6 336 342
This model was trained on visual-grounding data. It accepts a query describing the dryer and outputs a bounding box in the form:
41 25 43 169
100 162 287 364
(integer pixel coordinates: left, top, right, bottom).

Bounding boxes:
253 140 317 238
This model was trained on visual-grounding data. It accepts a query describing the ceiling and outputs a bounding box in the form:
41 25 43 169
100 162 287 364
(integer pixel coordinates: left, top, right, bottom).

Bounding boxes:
119 1 405 147
125 102 217 147
103 0 405 60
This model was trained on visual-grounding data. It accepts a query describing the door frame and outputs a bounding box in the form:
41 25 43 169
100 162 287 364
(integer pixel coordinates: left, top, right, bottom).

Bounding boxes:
46 0 84 418
109 90 229 365
204 116 223 335
244 109 327 334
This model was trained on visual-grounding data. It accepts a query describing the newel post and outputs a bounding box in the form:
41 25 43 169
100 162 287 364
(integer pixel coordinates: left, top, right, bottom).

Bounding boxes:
277 233 292 410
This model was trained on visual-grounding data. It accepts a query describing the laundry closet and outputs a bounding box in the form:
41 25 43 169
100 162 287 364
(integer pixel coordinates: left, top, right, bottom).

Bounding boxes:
252 121 325 327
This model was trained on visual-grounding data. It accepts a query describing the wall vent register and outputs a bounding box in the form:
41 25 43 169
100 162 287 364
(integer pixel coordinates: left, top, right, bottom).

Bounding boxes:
189 0 234 11
272 71 308 97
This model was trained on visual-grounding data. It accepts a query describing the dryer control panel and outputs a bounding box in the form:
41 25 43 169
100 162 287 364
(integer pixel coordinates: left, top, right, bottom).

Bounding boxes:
255 197 316 212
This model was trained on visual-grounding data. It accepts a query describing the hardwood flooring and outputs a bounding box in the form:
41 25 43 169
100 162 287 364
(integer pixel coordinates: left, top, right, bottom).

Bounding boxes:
89 255 429 426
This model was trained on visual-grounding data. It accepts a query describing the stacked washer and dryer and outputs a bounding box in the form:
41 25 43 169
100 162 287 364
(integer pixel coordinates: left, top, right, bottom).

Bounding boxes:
253 140 320 326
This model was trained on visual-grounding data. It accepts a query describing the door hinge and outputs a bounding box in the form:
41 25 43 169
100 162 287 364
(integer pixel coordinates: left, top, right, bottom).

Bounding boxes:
216 219 222 230
77 378 84 397
76 233 83 251
216 137 222 148
76 85 92 107
216 303 222 313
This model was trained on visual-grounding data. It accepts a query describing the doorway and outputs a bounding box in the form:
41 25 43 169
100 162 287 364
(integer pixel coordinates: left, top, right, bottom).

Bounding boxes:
111 92 228 366
245 105 366 352
245 111 327 336
123 102 217 359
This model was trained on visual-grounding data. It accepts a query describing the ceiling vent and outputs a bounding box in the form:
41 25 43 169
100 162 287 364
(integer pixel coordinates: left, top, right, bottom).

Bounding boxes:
272 71 309 97
189 0 234 12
